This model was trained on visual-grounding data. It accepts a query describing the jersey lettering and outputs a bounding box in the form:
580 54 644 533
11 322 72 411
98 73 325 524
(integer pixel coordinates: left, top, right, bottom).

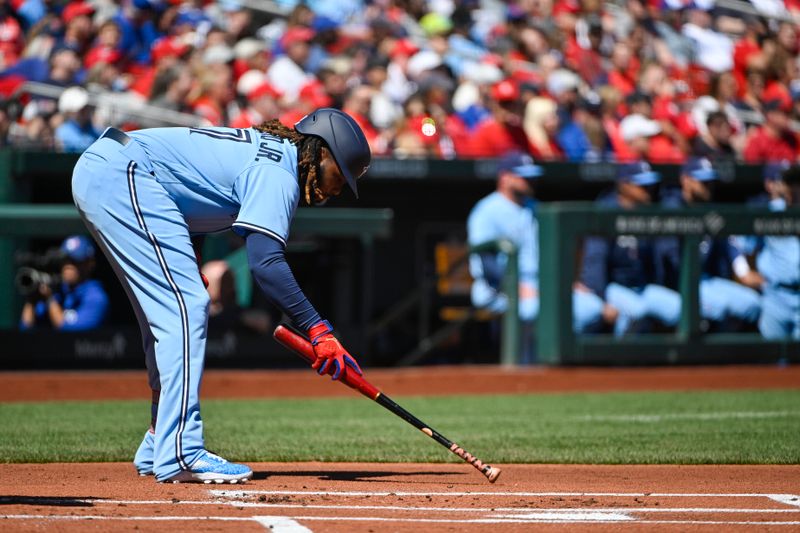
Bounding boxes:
189 128 252 143
255 133 283 163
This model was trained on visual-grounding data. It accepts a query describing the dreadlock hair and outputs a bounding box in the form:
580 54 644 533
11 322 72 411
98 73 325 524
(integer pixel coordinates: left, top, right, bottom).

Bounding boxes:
254 119 324 205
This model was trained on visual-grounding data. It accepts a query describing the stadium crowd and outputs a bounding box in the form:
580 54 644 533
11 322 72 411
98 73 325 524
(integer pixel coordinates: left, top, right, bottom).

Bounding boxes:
1 0 798 346
0 0 799 161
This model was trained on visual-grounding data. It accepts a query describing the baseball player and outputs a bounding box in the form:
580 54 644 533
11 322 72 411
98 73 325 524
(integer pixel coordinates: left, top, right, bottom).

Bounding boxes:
468 151 617 363
19 235 109 331
737 162 800 339
71 108 371 483
580 162 681 336
657 157 761 331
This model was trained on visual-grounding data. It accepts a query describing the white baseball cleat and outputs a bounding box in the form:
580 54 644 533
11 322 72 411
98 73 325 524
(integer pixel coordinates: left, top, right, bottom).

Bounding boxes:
164 451 253 484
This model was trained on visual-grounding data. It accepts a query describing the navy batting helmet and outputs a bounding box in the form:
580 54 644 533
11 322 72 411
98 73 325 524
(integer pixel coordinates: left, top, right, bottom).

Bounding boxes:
295 108 371 198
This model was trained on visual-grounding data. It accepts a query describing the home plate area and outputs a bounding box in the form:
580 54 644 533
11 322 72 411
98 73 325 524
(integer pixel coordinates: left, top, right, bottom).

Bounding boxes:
1 463 799 532
4 490 800 531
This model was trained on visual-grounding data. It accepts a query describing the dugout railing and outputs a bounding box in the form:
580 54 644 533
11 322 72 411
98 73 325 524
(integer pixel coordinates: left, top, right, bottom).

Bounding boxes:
537 203 800 365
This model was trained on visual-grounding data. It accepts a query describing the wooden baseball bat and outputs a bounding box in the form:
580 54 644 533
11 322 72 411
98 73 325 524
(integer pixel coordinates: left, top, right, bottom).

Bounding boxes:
273 324 501 483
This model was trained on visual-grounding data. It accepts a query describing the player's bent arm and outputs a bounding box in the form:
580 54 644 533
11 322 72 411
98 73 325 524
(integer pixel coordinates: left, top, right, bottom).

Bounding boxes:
246 232 362 380
245 231 321 331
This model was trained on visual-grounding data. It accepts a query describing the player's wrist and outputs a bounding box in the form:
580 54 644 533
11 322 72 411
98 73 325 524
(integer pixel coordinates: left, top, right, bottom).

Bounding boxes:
308 320 334 345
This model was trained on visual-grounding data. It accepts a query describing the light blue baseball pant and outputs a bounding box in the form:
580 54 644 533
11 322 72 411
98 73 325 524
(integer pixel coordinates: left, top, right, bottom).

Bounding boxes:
605 282 681 337
759 285 800 340
71 137 208 481
699 277 761 324
471 280 606 332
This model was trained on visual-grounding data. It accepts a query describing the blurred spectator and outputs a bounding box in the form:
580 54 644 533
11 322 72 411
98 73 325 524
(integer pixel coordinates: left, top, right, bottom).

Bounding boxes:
232 37 269 80
557 95 601 162
111 0 163 68
54 86 99 152
317 62 349 110
267 25 314 104
624 92 686 163
7 99 56 149
45 46 83 87
202 260 271 335
129 35 193 99
641 64 695 155
465 79 531 157
618 112 661 162
738 162 800 339
0 3 24 70
57 1 96 55
216 0 254 43
743 99 800 162
363 55 401 130
0 0 797 163
657 157 761 331
342 83 389 155
19 235 109 332
739 65 768 116
580 162 681 336
468 151 616 362
230 76 281 129
523 96 563 160
279 77 332 125
732 15 770 97
691 72 746 152
84 20 123 71
681 4 734 74
607 41 638 97
190 52 235 126
693 110 737 163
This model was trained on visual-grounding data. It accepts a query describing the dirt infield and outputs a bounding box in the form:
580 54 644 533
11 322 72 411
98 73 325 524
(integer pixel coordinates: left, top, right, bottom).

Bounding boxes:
1 462 799 531
1 365 799 531
1 364 799 401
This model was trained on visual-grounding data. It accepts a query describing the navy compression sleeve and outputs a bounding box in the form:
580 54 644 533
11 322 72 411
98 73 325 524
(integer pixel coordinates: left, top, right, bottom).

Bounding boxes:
246 232 321 330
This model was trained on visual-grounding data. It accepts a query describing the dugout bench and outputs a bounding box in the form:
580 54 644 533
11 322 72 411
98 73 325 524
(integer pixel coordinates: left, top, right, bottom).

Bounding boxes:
538 203 800 365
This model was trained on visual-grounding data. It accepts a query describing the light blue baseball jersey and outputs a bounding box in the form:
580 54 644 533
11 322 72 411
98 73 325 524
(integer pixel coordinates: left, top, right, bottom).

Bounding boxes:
72 126 308 481
466 191 606 333
467 192 538 288
129 127 300 241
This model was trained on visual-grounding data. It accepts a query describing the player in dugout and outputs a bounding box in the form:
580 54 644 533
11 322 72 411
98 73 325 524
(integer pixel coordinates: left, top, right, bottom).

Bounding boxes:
467 151 618 364
19 235 110 332
70 108 370 484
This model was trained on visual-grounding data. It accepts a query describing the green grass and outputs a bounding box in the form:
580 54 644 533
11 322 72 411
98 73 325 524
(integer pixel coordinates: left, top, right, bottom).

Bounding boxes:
1 389 798 464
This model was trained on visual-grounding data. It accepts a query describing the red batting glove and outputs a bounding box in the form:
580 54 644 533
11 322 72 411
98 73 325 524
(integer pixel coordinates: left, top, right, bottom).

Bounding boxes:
308 320 363 381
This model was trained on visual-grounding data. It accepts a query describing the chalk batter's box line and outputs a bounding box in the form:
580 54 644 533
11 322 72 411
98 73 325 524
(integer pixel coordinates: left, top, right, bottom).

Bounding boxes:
212 489 800 505
4 514 800 527
21 497 800 514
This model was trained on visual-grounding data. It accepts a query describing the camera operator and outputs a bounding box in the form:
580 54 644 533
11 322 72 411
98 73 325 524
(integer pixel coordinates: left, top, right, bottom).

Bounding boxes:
19 235 109 331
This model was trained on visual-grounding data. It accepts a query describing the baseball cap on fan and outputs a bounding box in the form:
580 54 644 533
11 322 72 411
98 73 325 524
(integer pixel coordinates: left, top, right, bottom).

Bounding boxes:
619 113 661 142
58 86 90 113
498 151 543 179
